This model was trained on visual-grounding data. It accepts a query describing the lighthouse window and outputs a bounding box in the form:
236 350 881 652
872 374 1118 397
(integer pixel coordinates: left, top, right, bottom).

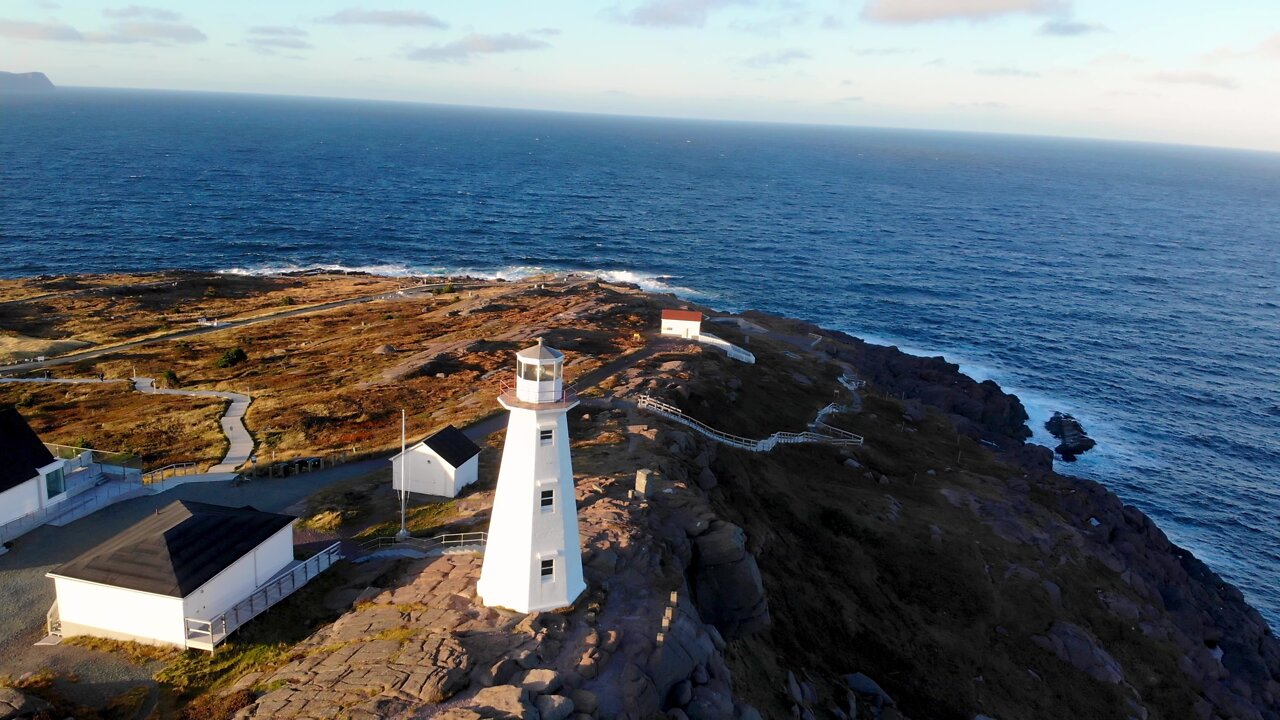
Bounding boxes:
540 559 555 578
520 361 539 381
539 428 554 446
540 489 554 511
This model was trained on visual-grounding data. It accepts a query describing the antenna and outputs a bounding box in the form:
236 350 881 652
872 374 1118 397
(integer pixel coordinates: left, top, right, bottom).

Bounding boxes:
396 409 409 541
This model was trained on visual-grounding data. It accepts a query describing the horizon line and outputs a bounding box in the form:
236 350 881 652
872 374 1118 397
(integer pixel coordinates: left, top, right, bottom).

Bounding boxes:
30 82 1280 158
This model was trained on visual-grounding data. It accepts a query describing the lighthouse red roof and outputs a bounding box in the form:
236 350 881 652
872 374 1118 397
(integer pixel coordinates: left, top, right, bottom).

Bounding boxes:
661 309 703 322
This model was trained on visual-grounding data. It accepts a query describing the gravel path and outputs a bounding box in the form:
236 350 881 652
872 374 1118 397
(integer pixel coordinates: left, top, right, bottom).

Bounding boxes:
133 377 253 472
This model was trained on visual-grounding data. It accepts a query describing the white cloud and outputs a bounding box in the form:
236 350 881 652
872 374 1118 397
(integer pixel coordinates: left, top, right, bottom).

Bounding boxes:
743 48 809 68
1038 19 1107 36
612 0 749 28
1147 71 1238 90
406 33 550 62
977 66 1039 77
103 5 181 21
0 16 206 44
862 0 1064 24
321 8 448 29
1204 33 1280 62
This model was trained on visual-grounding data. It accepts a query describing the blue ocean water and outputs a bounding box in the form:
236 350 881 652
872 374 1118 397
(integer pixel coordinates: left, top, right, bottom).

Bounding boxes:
2 88 1278 624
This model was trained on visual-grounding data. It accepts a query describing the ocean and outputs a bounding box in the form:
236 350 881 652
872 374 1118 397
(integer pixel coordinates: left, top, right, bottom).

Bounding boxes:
2 88 1278 625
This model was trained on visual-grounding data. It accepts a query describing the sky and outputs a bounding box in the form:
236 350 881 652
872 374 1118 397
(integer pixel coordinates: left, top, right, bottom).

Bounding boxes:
2 0 1279 151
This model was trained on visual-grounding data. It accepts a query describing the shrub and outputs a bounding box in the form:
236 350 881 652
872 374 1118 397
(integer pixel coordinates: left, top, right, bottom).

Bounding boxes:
279 296 296 307
214 348 248 369
163 369 180 388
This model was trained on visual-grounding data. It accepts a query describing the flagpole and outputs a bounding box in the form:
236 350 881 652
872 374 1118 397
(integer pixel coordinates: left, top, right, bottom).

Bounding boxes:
397 409 409 541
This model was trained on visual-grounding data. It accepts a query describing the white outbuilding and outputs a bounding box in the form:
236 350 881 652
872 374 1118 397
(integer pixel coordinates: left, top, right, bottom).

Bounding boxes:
660 309 703 339
46 500 305 650
0 406 73 529
390 424 482 498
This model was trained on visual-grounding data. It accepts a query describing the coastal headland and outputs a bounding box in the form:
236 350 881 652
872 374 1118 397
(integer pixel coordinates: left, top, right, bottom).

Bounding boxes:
0 271 1275 720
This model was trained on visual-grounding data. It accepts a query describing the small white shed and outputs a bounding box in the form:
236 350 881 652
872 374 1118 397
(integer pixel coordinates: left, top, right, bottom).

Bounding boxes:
46 501 296 649
660 309 703 339
0 407 71 528
391 424 482 498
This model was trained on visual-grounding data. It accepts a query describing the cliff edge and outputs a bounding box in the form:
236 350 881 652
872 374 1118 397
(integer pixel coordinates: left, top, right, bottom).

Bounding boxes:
0 72 55 93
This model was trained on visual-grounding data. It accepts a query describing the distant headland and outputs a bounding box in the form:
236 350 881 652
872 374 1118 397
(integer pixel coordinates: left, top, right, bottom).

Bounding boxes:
0 72 55 93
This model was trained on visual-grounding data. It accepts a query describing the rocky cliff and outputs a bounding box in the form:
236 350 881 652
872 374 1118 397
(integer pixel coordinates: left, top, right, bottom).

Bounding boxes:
0 72 54 93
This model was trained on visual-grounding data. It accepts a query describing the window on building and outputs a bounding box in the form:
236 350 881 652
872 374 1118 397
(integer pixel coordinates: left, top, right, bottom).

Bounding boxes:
539 428 554 446
540 559 554 579
519 360 539 381
540 489 554 512
45 467 65 498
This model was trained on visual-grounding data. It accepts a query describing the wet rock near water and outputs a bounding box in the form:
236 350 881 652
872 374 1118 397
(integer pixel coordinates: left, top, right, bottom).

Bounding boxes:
1045 411 1097 461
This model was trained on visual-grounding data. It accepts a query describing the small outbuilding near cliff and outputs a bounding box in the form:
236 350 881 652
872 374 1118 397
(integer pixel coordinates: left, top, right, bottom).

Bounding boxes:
660 309 703 339
391 424 482 498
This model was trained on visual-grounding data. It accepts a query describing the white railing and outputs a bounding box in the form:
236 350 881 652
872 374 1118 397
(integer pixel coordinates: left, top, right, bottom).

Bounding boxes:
0 466 144 543
696 332 756 364
46 601 61 637
637 395 863 452
142 462 199 484
499 379 578 406
185 542 343 651
359 531 488 554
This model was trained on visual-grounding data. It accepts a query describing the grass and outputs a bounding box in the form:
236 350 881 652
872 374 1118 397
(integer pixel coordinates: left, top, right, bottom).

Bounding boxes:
356 500 460 539
63 636 182 665
0 668 150 720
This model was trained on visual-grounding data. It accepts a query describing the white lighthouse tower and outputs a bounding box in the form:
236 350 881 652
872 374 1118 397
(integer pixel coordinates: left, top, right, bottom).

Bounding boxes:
476 338 586 613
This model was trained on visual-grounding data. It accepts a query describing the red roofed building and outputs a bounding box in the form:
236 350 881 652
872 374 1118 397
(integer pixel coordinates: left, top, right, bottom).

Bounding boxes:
660 309 703 338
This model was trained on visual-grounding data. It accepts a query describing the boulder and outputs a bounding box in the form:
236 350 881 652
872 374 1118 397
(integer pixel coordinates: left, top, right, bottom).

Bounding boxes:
535 695 575 720
0 688 50 719
520 668 564 694
844 673 894 708
1031 621 1125 684
569 689 598 715
467 685 538 719
690 522 770 638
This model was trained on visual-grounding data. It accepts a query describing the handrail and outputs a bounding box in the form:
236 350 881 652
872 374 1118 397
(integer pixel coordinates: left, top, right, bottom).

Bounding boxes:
185 542 343 650
142 462 199 484
498 379 578 406
359 530 488 553
637 395 863 452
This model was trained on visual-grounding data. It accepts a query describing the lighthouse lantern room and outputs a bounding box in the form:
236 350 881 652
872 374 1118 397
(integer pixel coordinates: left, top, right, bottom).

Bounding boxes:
477 338 587 613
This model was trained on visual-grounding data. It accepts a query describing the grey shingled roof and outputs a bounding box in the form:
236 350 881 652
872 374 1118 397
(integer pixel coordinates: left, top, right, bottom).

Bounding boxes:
0 406 55 493
516 338 563 361
50 501 295 597
422 424 482 468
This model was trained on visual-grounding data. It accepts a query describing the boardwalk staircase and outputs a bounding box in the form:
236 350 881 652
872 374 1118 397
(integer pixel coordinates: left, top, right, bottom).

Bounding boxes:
637 395 863 452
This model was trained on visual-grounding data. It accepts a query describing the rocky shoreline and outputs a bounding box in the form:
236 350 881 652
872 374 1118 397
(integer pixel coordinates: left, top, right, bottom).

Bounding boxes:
0 275 1274 719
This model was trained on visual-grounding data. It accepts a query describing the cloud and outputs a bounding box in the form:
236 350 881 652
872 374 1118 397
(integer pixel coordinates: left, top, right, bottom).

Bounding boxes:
977 66 1039 77
820 15 844 29
103 5 181 21
406 33 550 62
612 0 749 28
1038 19 1106 35
34 0 60 8
743 48 809 68
0 18 82 41
854 47 914 56
249 25 308 37
862 0 1063 24
1147 71 1238 90
1090 52 1141 66
0 16 206 44
321 8 448 28
954 100 1009 109
530 27 561 36
1204 34 1280 62
246 27 313 54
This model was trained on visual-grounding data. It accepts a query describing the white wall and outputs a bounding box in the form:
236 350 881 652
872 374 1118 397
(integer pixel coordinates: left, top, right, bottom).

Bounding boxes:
0 479 40 527
661 319 701 339
53 577 187 647
183 522 295 622
392 444 478 498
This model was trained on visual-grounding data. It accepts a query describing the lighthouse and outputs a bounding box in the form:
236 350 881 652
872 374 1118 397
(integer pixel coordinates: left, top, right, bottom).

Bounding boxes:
476 338 586 613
